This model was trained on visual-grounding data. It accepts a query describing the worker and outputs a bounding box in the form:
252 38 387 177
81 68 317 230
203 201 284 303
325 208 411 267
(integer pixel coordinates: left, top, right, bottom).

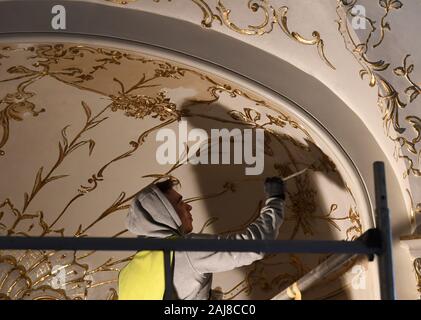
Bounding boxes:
124 177 285 300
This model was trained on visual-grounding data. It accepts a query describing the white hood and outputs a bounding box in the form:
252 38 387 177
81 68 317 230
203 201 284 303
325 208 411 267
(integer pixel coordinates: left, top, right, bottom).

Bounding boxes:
126 184 183 237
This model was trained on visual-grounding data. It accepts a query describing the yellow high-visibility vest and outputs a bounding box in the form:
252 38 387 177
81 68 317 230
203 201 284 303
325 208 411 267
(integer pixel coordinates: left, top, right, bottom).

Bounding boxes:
118 250 174 300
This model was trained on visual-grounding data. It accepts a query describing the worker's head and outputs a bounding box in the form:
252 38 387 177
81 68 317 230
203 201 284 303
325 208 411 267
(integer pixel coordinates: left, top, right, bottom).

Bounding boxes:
156 179 193 234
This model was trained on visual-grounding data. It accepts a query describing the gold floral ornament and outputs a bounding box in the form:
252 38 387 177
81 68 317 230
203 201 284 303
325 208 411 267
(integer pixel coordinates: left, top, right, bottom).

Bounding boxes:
154 62 186 79
391 115 421 156
336 1 421 179
345 206 362 241
110 91 181 121
104 0 334 68
373 0 403 48
229 108 264 125
226 107 353 240
228 108 273 156
266 114 287 128
0 199 64 237
35 44 86 67
0 90 45 156
393 55 421 103
216 0 335 70
0 42 364 299
388 61 421 157
228 108 310 156
274 6 335 70
0 251 90 300
34 44 152 84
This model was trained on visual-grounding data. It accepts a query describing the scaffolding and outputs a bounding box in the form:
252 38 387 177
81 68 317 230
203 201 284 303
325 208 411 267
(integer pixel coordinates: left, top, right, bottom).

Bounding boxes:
0 162 396 300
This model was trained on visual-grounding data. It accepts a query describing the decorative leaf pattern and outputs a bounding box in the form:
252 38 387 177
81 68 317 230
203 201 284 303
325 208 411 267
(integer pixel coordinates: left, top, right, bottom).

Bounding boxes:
0 43 364 300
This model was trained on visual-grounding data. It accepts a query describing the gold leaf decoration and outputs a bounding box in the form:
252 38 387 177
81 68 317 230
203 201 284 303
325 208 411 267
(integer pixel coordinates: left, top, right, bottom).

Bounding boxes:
110 91 180 121
0 43 364 300
336 1 421 180
373 0 403 48
0 89 45 156
215 0 335 69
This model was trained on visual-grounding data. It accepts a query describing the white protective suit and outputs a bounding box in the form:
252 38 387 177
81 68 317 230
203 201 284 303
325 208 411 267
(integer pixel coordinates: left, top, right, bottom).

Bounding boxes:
125 184 284 300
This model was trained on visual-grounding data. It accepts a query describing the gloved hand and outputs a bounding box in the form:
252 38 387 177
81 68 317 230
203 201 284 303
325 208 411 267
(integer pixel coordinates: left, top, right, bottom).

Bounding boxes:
264 176 285 199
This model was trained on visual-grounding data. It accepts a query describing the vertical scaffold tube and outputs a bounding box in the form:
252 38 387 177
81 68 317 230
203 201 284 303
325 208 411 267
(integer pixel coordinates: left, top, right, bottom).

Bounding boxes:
373 161 396 300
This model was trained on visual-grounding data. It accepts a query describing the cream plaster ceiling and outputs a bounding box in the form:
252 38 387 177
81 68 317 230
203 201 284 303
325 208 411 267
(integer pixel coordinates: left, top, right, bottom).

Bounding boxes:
95 0 421 229
0 42 376 300
0 0 419 299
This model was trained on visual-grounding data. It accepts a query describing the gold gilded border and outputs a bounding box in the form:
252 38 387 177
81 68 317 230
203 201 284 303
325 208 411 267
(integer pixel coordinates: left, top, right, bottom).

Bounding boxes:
106 0 335 69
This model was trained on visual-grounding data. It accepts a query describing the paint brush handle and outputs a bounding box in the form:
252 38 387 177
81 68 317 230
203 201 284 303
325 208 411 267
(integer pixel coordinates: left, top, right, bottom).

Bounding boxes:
282 168 308 181
240 167 309 182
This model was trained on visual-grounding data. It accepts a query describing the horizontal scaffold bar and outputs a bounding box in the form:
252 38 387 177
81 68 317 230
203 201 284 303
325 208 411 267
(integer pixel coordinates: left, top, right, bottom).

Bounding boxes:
0 232 380 255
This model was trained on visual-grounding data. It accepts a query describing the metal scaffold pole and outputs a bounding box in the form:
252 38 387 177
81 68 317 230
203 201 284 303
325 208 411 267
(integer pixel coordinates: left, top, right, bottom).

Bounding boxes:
373 161 396 300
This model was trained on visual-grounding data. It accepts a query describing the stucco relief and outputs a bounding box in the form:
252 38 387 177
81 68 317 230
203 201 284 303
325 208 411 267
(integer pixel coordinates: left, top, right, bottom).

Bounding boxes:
105 0 335 69
0 42 372 299
336 0 421 223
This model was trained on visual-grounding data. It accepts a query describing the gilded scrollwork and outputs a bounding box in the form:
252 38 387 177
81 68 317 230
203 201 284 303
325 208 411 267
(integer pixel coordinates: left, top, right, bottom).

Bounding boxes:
191 0 223 27
0 199 64 238
377 76 406 135
215 0 335 69
21 101 106 216
110 91 180 121
187 104 361 299
216 0 275 36
0 88 45 156
336 0 421 181
394 55 421 103
373 0 403 48
0 251 89 300
0 43 364 300
105 0 334 69
337 1 421 293
180 97 361 298
217 106 360 241
273 6 335 70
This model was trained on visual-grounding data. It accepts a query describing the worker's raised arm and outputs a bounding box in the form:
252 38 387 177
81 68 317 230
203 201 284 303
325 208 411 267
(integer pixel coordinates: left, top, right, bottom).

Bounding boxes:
185 177 285 274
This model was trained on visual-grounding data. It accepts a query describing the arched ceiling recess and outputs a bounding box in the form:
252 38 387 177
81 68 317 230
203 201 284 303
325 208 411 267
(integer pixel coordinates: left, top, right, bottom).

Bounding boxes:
0 41 377 300
109 0 420 234
0 0 416 224
0 0 419 298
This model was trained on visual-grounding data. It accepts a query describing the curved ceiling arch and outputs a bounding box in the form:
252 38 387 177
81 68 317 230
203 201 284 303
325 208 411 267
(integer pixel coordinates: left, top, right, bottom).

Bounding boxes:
0 0 408 215
0 39 380 300
0 0 419 299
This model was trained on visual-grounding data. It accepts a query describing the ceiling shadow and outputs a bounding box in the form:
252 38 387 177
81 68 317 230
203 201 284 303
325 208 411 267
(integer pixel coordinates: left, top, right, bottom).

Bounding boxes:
178 100 353 300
